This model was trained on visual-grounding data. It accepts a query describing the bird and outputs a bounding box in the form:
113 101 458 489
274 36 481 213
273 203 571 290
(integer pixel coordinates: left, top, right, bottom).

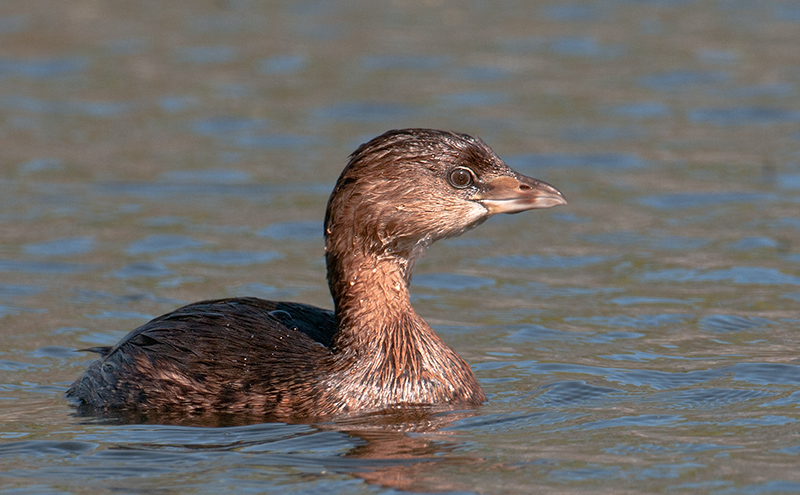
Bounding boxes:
67 128 566 420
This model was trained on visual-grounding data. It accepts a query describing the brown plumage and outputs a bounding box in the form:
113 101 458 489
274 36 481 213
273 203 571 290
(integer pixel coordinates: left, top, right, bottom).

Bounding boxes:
67 128 566 420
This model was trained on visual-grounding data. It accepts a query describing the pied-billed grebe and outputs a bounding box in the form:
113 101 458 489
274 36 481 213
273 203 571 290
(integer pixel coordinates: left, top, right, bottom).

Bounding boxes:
67 128 566 419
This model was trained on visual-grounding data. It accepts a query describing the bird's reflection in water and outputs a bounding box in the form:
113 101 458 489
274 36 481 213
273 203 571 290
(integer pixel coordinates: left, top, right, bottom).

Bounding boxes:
334 408 484 492
74 406 484 493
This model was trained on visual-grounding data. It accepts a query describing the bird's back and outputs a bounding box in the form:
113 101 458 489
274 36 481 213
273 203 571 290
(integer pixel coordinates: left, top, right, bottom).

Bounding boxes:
67 297 336 417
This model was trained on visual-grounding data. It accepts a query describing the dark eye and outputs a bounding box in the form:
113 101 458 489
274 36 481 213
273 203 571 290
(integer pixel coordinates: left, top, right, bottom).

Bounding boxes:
447 167 474 189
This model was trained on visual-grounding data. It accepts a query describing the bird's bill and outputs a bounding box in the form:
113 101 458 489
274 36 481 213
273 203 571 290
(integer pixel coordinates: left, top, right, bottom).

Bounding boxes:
475 174 567 215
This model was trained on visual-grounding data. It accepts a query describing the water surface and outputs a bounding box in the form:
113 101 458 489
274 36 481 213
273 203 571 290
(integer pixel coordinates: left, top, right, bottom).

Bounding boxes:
1 1 800 494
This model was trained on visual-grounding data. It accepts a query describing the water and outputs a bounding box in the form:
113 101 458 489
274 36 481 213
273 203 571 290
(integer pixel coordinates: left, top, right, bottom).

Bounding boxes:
1 1 799 493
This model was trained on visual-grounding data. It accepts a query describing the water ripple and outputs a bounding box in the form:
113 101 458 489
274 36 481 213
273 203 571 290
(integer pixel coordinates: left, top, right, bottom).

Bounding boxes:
126 235 208 255
549 36 624 58
1 96 135 117
479 254 614 269
23 236 95 257
0 440 97 456
550 414 684 432
190 116 269 136
639 267 800 285
259 54 307 74
257 220 320 241
160 169 251 184
719 415 799 427
639 192 776 210
580 231 709 250
543 3 608 21
360 54 450 72
311 101 419 123
731 363 800 386
113 262 174 279
639 70 729 91
600 351 690 362
653 388 776 409
606 442 737 455
414 273 495 291
175 46 237 65
158 250 283 266
0 284 43 299
497 281 623 299
0 57 88 78
504 325 642 344
535 380 621 406
506 152 650 170
566 314 691 328
232 133 322 150
93 182 330 200
699 314 776 333
0 259 97 274
495 361 800 390
448 411 585 432
689 107 800 126
603 101 672 119
727 236 780 250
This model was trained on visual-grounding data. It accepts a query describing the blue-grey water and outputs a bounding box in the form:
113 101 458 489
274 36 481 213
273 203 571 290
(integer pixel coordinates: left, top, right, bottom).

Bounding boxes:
2 1 800 494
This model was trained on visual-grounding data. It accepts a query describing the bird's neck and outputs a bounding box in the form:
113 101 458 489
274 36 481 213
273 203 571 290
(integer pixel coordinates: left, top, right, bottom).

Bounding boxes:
323 233 485 409
328 249 423 347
